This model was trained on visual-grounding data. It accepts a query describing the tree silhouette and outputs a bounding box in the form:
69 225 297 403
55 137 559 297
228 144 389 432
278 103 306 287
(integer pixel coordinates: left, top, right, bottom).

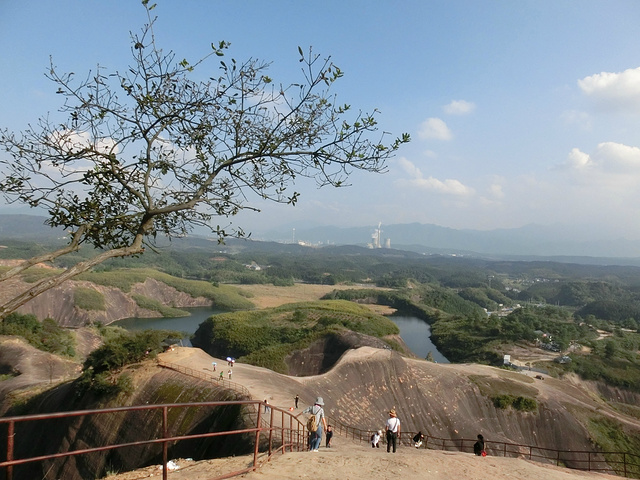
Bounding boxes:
0 1 408 320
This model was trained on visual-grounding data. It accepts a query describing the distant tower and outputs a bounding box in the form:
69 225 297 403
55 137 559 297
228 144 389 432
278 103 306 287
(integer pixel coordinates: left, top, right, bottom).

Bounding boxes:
292 228 295 244
370 222 382 248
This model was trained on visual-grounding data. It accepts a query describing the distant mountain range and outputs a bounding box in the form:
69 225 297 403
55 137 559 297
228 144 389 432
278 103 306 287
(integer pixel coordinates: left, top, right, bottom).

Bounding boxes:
257 222 640 262
3 213 640 264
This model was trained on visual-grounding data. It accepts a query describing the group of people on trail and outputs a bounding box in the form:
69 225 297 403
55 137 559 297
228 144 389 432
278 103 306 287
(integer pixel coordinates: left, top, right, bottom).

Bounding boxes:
270 390 486 457
371 409 486 457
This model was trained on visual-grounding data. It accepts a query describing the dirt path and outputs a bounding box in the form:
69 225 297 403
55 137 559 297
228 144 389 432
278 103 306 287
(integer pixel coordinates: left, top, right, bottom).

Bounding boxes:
104 430 622 480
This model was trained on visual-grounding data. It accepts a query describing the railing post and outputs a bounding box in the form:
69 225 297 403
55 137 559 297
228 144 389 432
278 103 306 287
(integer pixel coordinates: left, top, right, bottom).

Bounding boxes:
6 420 14 480
267 407 274 456
253 403 262 471
162 406 168 480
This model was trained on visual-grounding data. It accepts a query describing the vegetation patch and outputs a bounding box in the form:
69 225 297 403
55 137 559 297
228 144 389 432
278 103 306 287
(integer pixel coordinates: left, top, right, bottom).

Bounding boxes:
586 415 640 478
78 268 254 310
192 300 400 372
1 313 75 357
491 394 538 412
607 402 640 420
470 374 538 412
469 374 538 399
19 266 64 283
131 294 189 317
562 332 640 393
74 286 106 311
79 329 183 397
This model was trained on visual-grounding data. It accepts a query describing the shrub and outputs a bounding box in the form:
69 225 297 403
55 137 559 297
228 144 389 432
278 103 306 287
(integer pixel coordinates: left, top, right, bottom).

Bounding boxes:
1 313 75 357
83 329 182 374
492 394 514 409
512 396 538 412
492 394 537 412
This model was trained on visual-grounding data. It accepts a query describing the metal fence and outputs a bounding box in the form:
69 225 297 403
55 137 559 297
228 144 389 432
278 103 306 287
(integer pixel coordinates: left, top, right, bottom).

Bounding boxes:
326 417 640 479
0 400 306 480
162 358 640 479
1 358 637 480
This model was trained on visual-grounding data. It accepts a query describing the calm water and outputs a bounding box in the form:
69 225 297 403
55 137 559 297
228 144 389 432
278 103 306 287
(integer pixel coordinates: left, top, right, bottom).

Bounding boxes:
113 307 224 346
390 315 449 363
113 308 448 363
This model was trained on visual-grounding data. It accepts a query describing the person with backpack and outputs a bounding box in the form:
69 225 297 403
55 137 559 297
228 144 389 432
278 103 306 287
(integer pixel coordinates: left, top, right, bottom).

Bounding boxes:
385 408 401 453
300 396 327 452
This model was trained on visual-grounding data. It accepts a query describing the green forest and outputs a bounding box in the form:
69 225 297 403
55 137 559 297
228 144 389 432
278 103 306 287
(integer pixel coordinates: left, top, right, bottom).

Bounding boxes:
2 235 640 392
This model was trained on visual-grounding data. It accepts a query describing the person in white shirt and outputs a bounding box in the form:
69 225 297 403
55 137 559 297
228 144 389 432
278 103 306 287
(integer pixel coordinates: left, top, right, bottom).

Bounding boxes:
371 430 381 448
385 408 400 453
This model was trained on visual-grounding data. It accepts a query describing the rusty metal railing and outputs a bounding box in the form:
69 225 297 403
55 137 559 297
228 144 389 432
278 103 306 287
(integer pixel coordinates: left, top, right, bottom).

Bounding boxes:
0 400 305 480
328 420 640 479
158 359 252 397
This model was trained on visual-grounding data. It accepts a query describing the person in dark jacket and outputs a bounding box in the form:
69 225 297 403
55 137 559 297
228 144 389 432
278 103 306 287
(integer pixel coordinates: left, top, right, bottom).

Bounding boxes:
325 425 333 447
473 434 485 456
413 431 425 447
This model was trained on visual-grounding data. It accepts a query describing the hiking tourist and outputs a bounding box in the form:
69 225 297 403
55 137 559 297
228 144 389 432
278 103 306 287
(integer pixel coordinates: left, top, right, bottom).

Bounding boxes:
295 394 299 409
371 430 381 448
385 408 400 453
300 396 327 452
413 431 425 448
325 425 333 448
474 434 485 456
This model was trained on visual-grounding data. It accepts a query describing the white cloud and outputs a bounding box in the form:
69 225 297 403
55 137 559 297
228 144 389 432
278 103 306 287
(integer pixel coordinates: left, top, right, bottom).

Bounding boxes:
563 147 594 171
395 157 473 196
578 67 640 112
563 142 640 175
417 117 453 141
443 100 476 115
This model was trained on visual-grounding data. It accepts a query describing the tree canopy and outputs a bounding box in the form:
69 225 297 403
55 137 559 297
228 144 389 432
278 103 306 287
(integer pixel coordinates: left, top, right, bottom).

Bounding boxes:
0 1 408 319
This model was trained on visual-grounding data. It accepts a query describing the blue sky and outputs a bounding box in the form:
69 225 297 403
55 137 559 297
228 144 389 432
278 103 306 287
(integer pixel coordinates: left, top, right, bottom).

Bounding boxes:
2 1 640 240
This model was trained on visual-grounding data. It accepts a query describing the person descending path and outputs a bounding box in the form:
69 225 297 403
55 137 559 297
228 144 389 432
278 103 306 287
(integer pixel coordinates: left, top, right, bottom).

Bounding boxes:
300 397 327 452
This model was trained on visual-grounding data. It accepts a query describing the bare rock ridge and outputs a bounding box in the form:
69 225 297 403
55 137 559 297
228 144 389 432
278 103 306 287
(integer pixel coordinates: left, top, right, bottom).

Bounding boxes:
1 343 639 479
1 276 211 327
167 346 640 467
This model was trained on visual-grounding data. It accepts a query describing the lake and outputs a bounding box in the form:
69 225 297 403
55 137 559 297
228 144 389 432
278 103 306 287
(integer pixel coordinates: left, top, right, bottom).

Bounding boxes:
390 315 449 363
113 307 225 346
113 309 449 363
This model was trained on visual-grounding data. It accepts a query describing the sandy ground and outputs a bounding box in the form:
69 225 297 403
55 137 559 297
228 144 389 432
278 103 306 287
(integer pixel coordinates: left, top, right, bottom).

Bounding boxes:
103 347 625 480
104 419 622 480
